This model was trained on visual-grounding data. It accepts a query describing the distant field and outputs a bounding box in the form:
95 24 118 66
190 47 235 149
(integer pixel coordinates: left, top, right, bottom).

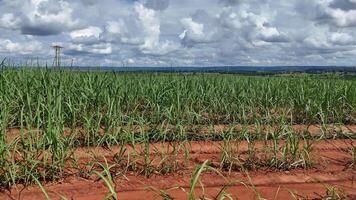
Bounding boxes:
1 70 356 126
0 69 355 199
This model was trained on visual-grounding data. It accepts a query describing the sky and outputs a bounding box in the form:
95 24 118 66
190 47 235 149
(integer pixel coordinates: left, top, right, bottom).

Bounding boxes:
0 0 356 67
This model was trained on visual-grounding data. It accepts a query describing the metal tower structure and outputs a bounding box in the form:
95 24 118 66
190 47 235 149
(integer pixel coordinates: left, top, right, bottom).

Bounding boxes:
52 45 63 68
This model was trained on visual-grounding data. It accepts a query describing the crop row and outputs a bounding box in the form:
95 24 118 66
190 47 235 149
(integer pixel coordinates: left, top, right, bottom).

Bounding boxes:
0 69 355 190
1 70 355 130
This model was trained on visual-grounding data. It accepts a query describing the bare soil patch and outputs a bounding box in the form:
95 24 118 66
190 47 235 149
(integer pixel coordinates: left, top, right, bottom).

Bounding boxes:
5 124 356 144
1 139 355 200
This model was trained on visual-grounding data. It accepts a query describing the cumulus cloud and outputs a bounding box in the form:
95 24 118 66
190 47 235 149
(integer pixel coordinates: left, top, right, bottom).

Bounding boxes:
0 0 356 66
126 58 135 64
0 0 81 35
103 20 144 45
179 7 289 48
179 9 221 47
0 13 21 29
65 26 113 55
0 39 42 54
135 4 160 50
303 30 354 49
180 17 211 46
329 32 354 45
326 8 356 27
101 3 178 56
296 0 356 27
70 26 103 45
65 42 112 55
135 4 179 55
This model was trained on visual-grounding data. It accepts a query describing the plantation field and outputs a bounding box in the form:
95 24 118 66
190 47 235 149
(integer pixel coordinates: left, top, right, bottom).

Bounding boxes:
0 69 355 199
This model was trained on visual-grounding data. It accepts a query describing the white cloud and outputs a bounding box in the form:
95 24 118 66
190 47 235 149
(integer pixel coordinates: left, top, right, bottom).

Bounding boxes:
329 32 353 45
325 7 356 27
127 58 135 64
299 0 356 27
304 35 330 49
258 26 288 43
70 26 102 39
67 42 112 55
104 20 142 45
181 18 204 36
135 4 161 51
0 0 356 66
134 4 179 55
70 26 103 45
0 0 81 35
179 17 214 46
179 7 288 48
0 13 21 29
0 39 42 54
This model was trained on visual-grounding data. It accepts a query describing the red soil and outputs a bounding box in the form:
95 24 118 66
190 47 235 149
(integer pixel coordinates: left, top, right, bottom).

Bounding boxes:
1 139 355 200
6 124 356 143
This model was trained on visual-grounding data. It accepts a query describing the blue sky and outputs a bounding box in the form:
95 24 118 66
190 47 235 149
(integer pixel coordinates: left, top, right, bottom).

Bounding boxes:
0 0 356 66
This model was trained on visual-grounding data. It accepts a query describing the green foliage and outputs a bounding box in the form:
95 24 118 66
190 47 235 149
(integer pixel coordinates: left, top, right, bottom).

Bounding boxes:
0 69 355 190
1 70 355 130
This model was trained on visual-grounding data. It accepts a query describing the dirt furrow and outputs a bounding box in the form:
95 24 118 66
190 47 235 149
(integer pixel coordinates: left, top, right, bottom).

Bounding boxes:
1 139 355 200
